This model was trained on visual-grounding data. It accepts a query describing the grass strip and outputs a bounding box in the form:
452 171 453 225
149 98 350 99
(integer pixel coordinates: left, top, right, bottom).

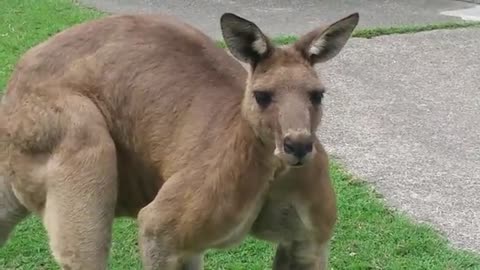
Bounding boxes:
217 21 480 47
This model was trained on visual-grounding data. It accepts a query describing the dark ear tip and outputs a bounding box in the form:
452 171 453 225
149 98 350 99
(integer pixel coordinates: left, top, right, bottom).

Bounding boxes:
220 13 242 24
346 12 360 23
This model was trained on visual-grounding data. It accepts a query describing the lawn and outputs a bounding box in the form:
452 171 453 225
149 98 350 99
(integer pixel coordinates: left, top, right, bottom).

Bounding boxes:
1 0 480 269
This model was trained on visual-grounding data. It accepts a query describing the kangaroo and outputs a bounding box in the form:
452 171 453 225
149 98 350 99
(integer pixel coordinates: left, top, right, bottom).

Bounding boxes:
0 11 358 270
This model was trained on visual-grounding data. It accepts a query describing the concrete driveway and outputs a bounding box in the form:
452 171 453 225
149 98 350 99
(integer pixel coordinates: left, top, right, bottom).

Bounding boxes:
318 28 480 252
78 0 480 253
78 0 476 38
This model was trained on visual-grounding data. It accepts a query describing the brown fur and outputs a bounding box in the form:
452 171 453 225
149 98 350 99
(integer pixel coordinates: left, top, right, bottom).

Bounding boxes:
0 11 359 270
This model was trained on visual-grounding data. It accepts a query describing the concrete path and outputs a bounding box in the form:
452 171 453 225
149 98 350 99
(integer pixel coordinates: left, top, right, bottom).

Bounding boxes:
77 0 480 252
78 0 477 38
319 28 480 252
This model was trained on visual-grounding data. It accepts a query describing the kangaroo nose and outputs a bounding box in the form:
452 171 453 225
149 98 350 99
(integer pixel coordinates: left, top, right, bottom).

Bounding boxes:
283 136 313 159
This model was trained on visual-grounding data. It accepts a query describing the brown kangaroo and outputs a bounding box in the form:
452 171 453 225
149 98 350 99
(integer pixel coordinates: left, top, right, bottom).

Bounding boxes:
0 11 359 270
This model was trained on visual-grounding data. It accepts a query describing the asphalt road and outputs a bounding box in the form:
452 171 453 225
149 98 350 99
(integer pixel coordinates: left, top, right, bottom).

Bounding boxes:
77 0 480 253
78 0 476 38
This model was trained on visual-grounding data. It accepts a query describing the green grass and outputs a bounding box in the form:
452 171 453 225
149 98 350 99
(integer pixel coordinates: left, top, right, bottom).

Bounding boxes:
352 20 480 39
0 0 102 89
1 0 480 269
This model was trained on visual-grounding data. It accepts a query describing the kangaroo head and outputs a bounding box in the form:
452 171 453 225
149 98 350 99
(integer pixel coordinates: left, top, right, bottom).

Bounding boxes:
221 12 359 167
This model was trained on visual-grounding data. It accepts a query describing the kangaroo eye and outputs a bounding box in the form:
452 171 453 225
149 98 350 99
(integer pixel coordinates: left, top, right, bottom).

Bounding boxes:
309 90 324 106
253 91 273 108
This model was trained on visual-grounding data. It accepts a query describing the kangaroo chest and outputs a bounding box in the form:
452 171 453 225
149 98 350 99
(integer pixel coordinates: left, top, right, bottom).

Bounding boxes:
210 188 269 249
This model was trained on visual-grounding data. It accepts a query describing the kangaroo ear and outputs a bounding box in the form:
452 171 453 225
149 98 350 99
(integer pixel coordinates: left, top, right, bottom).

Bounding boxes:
294 13 359 65
220 13 274 66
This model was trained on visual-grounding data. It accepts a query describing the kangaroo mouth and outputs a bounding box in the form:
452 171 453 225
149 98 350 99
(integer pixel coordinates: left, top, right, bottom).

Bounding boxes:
293 161 304 167
274 147 308 168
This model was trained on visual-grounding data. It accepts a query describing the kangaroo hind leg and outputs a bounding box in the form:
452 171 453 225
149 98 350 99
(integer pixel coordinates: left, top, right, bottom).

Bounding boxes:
41 97 118 270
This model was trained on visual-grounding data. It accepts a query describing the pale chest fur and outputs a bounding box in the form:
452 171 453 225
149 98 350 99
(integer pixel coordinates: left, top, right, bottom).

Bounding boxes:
249 160 318 244
210 163 280 249
211 190 268 249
